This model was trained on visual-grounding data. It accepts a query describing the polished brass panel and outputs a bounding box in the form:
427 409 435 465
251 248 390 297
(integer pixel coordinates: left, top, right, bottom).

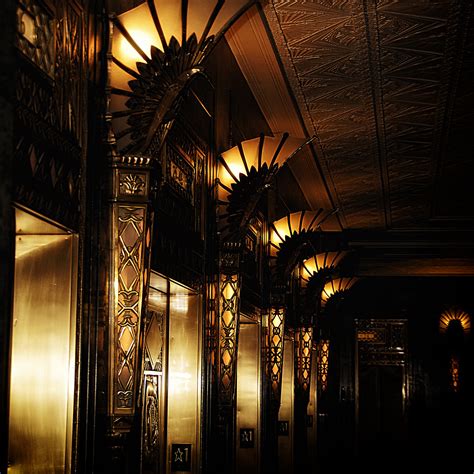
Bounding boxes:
307 347 318 467
167 284 201 474
9 210 77 473
236 318 261 474
278 337 294 474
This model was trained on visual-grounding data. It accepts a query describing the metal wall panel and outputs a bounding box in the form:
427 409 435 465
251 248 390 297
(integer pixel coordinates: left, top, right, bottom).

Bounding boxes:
236 319 261 474
8 209 77 473
278 337 294 474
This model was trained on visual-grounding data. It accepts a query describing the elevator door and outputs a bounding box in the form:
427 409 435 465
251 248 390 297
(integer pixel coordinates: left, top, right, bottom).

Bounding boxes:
236 316 261 474
8 208 77 473
278 337 294 474
147 273 202 474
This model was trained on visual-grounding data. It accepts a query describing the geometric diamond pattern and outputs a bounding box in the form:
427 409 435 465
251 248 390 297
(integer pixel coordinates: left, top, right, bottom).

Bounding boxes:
115 205 146 409
218 273 240 403
269 306 285 402
295 326 313 393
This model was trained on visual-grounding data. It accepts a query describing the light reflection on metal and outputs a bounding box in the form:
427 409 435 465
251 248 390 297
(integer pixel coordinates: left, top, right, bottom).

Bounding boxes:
295 326 313 393
317 340 330 393
108 0 256 155
218 272 241 404
450 356 460 392
439 308 471 334
269 306 285 404
109 156 153 421
299 251 348 287
9 209 77 473
217 135 314 240
321 277 358 308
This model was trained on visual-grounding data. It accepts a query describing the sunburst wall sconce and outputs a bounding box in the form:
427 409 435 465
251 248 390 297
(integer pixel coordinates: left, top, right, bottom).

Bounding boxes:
108 0 256 155
269 210 334 282
217 134 313 241
299 251 348 288
439 308 471 335
320 277 358 309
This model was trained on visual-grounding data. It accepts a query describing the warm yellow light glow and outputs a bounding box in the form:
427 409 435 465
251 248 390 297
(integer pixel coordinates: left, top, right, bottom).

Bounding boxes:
299 251 348 286
439 308 471 334
218 135 307 194
269 210 334 257
9 210 77 473
321 277 358 308
119 29 158 62
295 326 313 392
317 340 330 392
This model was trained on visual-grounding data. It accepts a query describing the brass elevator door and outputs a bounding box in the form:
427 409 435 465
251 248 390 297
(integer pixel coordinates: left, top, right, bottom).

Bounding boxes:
8 208 77 474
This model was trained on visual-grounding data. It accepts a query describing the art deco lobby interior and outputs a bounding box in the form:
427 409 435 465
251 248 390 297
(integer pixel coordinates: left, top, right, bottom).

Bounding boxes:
1 0 473 472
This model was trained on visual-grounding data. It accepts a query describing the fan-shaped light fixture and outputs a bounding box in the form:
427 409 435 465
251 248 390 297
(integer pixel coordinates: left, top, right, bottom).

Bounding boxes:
439 308 471 334
320 277 358 308
269 210 334 257
108 0 256 155
299 251 348 288
217 134 313 240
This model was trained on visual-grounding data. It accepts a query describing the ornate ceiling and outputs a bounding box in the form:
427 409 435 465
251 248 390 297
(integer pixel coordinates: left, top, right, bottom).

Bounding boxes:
227 0 474 275
263 0 474 230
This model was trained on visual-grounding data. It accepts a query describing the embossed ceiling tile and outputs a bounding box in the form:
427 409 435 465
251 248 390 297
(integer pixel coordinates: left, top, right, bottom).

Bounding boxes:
382 78 439 105
377 11 448 53
376 0 449 18
380 48 444 82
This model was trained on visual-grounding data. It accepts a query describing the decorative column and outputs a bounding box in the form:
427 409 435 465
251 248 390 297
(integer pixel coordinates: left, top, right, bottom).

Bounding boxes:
216 243 241 471
107 155 154 443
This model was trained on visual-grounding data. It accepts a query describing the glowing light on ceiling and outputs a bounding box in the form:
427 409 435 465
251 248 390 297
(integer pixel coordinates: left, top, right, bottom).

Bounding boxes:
439 308 471 334
320 277 358 308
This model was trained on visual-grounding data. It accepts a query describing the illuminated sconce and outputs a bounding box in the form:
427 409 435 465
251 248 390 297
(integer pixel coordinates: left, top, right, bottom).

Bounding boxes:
269 306 285 404
295 326 313 393
269 210 335 282
317 340 330 393
218 271 241 405
439 308 471 335
299 251 348 288
217 134 314 241
320 277 358 309
108 0 256 155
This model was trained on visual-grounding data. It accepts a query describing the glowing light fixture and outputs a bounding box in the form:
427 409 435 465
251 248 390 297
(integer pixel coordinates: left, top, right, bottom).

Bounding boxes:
295 326 313 393
317 340 330 393
217 134 313 240
269 210 333 257
439 308 471 334
299 251 348 288
108 0 256 155
269 306 285 404
320 277 358 308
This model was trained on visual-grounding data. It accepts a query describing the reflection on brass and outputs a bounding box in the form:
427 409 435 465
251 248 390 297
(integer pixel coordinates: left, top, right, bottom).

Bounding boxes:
236 321 260 473
9 209 77 473
167 282 201 474
450 356 460 392
278 338 294 474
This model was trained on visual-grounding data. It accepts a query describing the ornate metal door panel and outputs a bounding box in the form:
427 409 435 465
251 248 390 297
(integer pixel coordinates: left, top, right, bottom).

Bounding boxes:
355 319 408 455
